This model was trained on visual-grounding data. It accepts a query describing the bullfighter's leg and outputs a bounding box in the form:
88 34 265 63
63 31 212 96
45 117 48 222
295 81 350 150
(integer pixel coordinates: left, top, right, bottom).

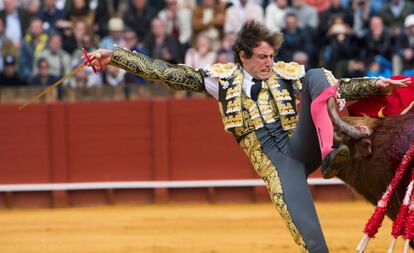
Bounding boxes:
240 131 329 253
289 68 349 178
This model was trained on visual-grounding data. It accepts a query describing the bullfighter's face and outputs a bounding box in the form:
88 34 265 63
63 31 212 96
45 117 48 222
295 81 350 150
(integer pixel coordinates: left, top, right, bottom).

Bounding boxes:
240 41 275 81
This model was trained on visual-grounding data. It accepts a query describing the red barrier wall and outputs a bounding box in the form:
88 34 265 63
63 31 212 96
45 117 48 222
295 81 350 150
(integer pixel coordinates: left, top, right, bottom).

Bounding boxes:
0 99 354 208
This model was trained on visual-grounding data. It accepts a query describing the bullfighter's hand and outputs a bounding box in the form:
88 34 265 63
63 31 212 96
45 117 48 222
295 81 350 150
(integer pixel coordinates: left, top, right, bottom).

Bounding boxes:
82 48 113 69
375 77 410 95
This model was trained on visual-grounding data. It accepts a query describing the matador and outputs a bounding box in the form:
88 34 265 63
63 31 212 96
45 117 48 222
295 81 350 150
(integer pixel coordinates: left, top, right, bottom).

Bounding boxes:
85 20 409 253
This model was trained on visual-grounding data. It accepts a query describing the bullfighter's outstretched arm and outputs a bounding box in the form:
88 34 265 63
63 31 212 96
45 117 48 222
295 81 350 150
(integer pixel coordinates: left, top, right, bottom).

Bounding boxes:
110 46 206 93
322 69 410 101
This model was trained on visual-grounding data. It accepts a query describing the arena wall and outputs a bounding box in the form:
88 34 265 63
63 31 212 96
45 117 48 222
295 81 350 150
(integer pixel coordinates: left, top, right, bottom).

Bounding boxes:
0 99 356 208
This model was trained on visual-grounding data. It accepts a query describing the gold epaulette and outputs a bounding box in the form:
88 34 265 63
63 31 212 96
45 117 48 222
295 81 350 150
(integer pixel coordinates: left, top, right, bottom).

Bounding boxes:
204 63 238 79
273 61 305 80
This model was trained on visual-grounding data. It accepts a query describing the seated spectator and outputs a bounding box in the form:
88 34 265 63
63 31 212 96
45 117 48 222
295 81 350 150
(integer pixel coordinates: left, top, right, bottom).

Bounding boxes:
349 0 372 39
123 0 157 44
224 0 263 34
361 15 392 61
0 18 17 73
19 18 48 80
278 13 313 63
216 31 236 62
123 29 149 85
72 34 97 62
63 0 95 30
293 51 310 71
366 56 392 78
265 0 288 32
144 18 183 64
35 33 71 79
100 17 126 50
29 58 59 86
62 20 89 55
344 58 366 77
0 0 32 49
379 0 414 40
215 48 232 64
67 60 102 88
158 0 192 47
103 65 126 86
322 15 355 77
288 0 319 29
394 14 414 74
0 55 27 86
185 33 216 70
319 0 352 39
192 0 225 50
37 0 66 33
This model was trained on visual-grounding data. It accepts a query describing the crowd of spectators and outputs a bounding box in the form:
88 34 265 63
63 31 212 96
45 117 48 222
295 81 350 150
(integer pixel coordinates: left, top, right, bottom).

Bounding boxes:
1 0 414 97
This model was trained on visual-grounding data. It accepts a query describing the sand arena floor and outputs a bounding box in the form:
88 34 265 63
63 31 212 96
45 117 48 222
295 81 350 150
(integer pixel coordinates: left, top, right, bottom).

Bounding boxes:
0 201 408 253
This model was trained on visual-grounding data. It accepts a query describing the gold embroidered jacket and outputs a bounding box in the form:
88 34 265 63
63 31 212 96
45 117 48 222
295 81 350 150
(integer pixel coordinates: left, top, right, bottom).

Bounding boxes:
110 46 384 136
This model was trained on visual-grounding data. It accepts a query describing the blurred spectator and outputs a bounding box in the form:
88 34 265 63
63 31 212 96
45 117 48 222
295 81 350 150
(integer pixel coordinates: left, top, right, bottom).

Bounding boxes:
378 0 413 39
215 48 232 64
0 18 17 73
103 65 126 86
19 18 48 80
319 0 352 38
158 0 192 47
90 0 111 39
63 0 95 30
0 55 27 86
288 0 319 29
217 31 235 62
394 14 414 74
72 33 97 61
144 18 182 64
68 62 102 88
278 13 313 63
185 33 216 69
100 17 126 50
361 16 392 61
29 58 59 86
37 0 66 33
123 29 149 85
366 56 392 78
0 0 31 48
123 0 157 44
322 15 355 77
293 51 310 70
35 33 71 79
62 20 89 54
349 0 372 39
192 0 225 50
265 0 288 32
344 58 366 77
224 0 264 34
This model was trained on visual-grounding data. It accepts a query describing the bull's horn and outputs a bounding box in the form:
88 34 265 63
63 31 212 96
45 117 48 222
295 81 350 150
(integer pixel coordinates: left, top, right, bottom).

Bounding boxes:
328 97 369 139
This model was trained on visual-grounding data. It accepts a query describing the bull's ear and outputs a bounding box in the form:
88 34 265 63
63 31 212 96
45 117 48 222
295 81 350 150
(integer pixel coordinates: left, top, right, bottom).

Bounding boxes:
356 138 372 159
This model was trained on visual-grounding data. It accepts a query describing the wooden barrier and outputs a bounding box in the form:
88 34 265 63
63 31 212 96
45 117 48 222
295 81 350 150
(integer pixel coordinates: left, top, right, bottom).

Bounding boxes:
0 99 355 208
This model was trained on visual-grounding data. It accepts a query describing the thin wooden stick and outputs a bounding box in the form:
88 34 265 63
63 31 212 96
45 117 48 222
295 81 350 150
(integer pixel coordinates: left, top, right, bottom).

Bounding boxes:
18 64 85 110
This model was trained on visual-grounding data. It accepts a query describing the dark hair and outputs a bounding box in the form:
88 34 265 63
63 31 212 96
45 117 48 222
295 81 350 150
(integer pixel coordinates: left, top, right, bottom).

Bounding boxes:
232 20 284 65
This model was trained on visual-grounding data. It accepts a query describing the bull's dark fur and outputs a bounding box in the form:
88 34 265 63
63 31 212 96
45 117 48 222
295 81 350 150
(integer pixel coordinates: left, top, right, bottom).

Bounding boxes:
337 112 414 221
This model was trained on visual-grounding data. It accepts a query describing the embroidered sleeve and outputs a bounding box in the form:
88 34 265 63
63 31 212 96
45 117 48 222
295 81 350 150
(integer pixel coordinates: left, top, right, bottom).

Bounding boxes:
338 77 382 100
110 45 205 92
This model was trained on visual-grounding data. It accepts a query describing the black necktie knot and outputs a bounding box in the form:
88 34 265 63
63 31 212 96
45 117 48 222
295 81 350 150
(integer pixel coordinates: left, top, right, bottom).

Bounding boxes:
251 78 262 101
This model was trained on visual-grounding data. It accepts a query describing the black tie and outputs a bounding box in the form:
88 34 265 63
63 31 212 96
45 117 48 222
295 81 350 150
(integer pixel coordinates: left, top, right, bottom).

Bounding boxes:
251 78 262 101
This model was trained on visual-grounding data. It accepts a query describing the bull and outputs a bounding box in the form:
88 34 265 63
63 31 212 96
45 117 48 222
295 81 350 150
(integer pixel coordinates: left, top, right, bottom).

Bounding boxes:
328 96 414 250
